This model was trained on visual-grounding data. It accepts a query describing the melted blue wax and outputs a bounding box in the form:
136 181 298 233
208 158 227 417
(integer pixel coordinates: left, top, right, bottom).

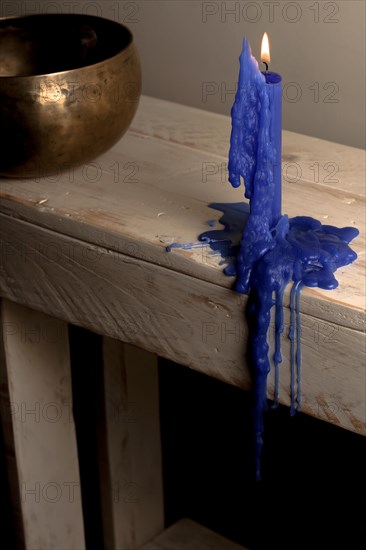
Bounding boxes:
197 203 358 480
225 37 359 479
167 37 359 481
167 203 250 266
199 202 250 269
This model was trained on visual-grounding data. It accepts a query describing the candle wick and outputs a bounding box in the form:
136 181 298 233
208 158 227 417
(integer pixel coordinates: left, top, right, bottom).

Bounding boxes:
262 61 268 72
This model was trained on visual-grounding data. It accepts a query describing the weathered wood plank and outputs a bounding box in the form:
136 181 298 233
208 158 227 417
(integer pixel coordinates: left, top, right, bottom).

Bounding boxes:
140 519 248 550
0 300 85 550
130 96 366 196
99 339 164 549
0 129 364 331
0 215 364 435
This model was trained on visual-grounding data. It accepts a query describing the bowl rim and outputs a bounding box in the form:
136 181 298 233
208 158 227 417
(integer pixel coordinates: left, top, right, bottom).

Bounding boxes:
0 13 136 79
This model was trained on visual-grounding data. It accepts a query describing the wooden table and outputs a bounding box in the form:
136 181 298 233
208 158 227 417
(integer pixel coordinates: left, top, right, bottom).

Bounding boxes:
0 96 364 549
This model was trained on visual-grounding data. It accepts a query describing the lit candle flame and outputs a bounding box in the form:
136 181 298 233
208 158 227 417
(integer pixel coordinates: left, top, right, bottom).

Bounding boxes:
261 32 270 65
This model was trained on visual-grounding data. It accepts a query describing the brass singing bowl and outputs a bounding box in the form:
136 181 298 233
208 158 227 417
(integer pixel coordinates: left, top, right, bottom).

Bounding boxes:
0 14 141 177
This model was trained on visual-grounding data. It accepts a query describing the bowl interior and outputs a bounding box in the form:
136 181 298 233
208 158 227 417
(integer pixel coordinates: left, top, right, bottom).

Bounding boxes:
0 14 132 77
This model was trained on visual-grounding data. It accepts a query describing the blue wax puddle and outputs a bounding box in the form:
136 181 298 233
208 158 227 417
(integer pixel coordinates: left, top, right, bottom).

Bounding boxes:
199 202 250 268
167 201 359 480
208 203 359 480
167 203 250 267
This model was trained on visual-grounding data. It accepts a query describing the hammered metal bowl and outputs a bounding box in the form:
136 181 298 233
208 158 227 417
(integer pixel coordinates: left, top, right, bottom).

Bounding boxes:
0 14 141 177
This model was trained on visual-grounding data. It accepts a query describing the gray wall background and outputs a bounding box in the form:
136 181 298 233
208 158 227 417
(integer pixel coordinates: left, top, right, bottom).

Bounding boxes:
8 0 365 148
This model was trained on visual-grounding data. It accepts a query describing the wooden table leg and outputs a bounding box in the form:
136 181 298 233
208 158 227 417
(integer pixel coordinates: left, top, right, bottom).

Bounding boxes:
99 338 164 550
0 299 85 550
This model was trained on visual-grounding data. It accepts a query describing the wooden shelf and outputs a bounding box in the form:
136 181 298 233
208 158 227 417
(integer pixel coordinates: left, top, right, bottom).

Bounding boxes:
0 95 365 433
140 519 248 550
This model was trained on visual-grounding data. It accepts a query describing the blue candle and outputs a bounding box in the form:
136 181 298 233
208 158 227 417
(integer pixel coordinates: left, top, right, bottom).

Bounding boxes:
226 35 359 480
260 31 282 226
167 34 359 480
229 34 282 231
263 70 282 226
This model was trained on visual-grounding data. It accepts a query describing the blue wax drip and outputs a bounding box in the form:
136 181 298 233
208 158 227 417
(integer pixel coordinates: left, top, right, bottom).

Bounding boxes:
200 202 250 245
166 203 250 266
289 281 298 417
295 281 303 412
199 202 250 273
273 285 285 409
224 36 359 479
195 202 359 480
166 37 359 479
